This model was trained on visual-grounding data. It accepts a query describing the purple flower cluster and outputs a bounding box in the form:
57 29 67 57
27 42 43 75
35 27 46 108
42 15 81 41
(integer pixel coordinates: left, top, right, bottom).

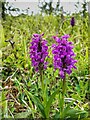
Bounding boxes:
70 17 75 27
52 34 77 79
29 34 48 72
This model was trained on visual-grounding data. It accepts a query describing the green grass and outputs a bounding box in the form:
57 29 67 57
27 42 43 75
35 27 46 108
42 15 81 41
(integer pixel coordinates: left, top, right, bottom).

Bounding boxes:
0 12 89 119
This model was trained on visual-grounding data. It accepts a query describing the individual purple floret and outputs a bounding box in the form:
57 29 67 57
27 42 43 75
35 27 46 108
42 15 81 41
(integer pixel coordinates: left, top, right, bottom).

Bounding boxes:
70 17 75 27
52 34 77 79
29 33 48 72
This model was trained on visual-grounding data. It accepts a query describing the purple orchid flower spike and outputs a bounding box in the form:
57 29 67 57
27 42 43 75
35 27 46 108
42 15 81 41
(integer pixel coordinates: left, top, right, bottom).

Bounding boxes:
70 17 75 27
30 33 49 72
52 34 77 79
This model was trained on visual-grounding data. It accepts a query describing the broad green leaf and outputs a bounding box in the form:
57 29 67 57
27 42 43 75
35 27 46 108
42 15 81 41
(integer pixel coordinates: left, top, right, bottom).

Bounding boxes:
63 101 75 116
45 89 60 118
33 96 46 118
54 109 88 120
64 109 88 120
54 112 60 119
24 89 46 118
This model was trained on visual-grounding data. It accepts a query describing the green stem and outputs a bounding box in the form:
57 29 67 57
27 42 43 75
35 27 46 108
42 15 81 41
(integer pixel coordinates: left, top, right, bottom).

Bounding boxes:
60 73 66 118
40 69 44 102
71 27 73 34
62 75 66 113
40 69 44 91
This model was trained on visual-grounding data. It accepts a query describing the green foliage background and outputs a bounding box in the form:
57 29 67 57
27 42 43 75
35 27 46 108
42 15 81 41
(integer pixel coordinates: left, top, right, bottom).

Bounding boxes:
0 9 89 119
